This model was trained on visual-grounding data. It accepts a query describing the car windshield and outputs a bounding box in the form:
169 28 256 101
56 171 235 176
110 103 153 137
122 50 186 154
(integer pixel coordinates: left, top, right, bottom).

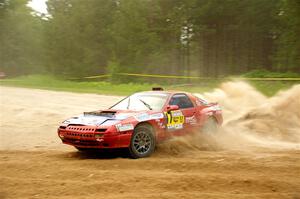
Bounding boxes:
110 93 169 111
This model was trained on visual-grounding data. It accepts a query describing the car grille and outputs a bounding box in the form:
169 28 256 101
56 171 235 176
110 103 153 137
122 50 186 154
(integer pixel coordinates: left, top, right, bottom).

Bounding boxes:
66 126 96 132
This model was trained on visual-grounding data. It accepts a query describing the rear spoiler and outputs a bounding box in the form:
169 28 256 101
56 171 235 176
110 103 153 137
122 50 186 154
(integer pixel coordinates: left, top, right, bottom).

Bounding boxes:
152 87 164 91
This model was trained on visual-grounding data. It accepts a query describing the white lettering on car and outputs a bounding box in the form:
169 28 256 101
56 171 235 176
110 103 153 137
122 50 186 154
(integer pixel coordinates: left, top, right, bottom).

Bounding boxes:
134 113 150 122
150 113 164 120
185 115 197 125
135 113 164 122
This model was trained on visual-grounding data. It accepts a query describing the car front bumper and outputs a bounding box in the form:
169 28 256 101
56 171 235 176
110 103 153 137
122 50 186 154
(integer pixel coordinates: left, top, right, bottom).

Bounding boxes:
58 130 132 149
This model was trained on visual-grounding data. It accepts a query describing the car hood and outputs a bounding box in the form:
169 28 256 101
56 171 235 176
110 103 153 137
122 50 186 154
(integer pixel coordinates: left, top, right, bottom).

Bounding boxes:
62 109 159 126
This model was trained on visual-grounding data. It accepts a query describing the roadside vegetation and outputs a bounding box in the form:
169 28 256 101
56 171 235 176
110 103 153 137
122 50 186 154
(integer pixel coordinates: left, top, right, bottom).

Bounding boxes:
1 74 298 96
0 75 217 96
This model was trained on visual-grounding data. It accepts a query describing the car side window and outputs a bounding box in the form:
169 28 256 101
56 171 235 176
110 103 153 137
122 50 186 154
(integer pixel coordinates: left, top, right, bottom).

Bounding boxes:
169 94 194 109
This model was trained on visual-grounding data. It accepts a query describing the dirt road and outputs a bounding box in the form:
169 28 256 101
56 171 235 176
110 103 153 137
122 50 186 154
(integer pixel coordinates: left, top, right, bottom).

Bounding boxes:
0 85 300 199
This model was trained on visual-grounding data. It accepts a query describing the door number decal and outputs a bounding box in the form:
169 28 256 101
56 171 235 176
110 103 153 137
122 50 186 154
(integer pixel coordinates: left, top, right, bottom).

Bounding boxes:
166 110 184 130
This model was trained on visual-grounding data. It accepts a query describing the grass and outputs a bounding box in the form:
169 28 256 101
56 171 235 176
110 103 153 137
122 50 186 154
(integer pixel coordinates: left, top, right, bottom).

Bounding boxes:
242 69 300 78
0 74 299 96
0 75 158 96
246 81 298 96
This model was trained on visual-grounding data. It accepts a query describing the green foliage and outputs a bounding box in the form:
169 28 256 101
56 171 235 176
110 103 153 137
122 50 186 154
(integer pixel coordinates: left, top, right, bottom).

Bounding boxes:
274 0 300 72
0 0 46 76
45 0 116 77
107 60 122 83
243 70 300 78
0 75 160 95
1 75 298 97
0 0 299 80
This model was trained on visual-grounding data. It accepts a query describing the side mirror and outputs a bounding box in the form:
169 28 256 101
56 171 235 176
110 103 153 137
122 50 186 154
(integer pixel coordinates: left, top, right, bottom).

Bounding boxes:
166 105 179 112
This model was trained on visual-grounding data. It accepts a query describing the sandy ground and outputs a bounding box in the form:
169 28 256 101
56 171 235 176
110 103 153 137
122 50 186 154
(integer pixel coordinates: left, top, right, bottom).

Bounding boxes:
0 86 300 199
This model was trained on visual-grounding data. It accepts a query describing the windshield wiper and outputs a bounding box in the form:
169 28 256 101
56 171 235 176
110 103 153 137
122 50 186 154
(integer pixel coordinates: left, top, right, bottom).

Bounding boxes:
127 97 131 109
139 99 153 110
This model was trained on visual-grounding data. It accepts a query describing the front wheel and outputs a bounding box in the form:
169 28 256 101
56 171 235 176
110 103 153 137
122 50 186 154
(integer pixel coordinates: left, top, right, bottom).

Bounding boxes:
128 124 155 159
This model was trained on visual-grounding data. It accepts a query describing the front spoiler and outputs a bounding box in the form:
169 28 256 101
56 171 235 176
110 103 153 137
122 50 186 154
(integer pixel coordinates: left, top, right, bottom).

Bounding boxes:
60 133 132 149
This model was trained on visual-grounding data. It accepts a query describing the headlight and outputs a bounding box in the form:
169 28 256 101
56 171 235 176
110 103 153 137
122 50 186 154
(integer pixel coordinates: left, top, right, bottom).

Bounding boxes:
59 126 67 129
115 123 134 132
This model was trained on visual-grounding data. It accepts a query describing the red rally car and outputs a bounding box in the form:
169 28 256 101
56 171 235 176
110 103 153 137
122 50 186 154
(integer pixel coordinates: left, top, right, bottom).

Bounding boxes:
57 88 223 158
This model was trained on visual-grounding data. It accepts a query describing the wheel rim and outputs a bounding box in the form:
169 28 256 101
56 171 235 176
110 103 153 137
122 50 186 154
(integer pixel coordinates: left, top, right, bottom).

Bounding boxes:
133 131 152 155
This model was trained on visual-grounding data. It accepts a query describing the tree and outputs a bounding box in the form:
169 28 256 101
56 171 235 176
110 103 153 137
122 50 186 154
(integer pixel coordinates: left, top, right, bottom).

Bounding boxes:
1 0 299 79
45 0 116 76
0 0 45 76
275 0 300 72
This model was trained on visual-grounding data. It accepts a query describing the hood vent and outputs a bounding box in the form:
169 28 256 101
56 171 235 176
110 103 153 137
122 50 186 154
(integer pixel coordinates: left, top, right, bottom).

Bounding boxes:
95 128 107 132
84 110 116 118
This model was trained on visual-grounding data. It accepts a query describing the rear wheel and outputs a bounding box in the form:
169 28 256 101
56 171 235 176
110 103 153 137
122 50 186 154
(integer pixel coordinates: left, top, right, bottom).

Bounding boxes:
128 124 155 159
202 117 218 134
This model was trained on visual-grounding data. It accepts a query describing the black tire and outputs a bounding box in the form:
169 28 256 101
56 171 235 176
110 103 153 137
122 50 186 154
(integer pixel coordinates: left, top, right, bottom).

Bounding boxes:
128 124 155 159
202 117 218 134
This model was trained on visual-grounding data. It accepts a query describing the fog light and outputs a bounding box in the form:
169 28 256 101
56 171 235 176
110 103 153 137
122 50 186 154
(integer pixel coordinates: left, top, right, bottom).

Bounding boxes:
95 134 103 138
59 133 64 138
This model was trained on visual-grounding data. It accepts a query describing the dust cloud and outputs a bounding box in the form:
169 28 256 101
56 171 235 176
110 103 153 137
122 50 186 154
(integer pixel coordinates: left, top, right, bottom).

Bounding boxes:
1 83 299 153
157 82 300 155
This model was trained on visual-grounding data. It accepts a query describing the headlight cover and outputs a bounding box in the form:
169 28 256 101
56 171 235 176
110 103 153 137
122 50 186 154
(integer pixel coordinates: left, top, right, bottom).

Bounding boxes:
115 123 134 132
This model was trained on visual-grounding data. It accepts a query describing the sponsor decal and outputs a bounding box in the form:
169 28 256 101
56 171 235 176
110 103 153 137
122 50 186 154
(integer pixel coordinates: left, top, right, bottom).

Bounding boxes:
185 115 197 125
115 123 134 132
63 114 111 126
155 120 165 129
170 110 183 117
150 113 164 120
135 112 164 122
166 110 184 130
134 113 150 122
115 113 133 120
167 123 183 130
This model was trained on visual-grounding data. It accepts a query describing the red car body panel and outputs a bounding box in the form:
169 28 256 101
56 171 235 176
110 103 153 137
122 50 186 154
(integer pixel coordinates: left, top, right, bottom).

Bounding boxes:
58 91 223 149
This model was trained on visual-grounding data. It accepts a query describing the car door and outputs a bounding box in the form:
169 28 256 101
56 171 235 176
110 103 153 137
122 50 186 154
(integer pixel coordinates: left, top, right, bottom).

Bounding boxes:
166 93 197 135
